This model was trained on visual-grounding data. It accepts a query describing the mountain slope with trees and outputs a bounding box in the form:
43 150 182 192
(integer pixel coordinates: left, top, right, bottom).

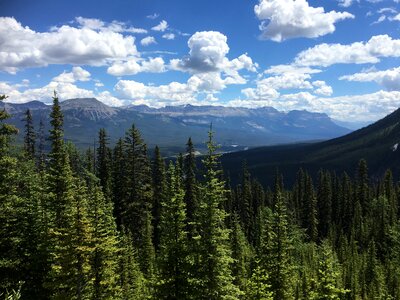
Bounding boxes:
0 98 350 155
222 107 400 186
1 93 399 299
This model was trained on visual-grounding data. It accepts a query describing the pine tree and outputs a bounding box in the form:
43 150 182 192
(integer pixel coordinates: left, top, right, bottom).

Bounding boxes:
111 138 125 227
0 94 22 293
230 213 252 293
310 240 348 300
183 137 198 238
86 176 121 299
37 118 46 171
246 260 273 300
156 162 190 299
194 127 241 299
24 109 35 159
239 161 254 244
152 145 167 251
96 128 112 198
261 188 294 300
118 231 148 299
45 92 95 299
317 170 332 239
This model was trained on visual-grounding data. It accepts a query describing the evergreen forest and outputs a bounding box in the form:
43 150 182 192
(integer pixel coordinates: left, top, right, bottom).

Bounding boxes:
2 93 400 300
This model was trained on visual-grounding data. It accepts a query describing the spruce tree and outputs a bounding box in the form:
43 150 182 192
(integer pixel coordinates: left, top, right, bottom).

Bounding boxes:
0 95 26 293
230 213 252 293
183 137 198 239
246 260 273 300
96 128 112 198
152 145 167 251
118 231 148 299
194 127 241 299
156 162 190 299
86 176 121 299
310 241 348 300
261 188 294 300
24 109 35 159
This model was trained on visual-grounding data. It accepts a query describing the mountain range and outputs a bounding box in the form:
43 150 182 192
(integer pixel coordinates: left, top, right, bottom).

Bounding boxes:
221 106 400 186
1 97 350 155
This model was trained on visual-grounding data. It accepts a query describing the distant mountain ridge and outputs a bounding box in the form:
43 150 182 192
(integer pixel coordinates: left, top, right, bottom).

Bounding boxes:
1 98 350 155
221 106 400 186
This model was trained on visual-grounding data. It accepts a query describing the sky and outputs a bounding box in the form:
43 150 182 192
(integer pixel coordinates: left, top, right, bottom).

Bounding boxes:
0 0 399 122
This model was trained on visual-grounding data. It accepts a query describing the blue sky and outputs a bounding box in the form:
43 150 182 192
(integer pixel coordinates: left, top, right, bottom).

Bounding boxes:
0 0 399 122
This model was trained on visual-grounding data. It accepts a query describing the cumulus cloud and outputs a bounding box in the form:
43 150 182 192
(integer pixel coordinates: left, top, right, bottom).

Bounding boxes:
170 31 230 73
151 20 168 32
312 80 333 96
107 57 166 76
254 0 354 42
0 17 138 73
114 79 196 106
170 31 257 76
260 73 313 90
113 69 248 106
52 67 91 83
340 67 400 90
294 34 400 67
140 36 157 46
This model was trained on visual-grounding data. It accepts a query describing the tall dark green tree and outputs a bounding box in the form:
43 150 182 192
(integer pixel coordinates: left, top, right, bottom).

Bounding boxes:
152 145 167 251
260 187 294 300
193 127 241 299
183 137 198 239
96 128 112 198
24 109 35 159
86 176 121 299
156 162 190 299
0 94 24 293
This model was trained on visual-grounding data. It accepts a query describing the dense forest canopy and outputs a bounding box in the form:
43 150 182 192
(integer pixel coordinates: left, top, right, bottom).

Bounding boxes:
1 93 400 299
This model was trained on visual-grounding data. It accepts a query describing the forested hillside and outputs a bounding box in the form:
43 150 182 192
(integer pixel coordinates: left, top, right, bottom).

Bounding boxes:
1 93 400 300
0 98 350 156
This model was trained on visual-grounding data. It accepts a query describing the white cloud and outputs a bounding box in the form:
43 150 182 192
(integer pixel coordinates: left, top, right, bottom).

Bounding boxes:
151 20 168 32
254 0 354 42
229 90 400 122
294 34 400 67
162 33 175 40
114 79 197 106
391 13 400 21
1 79 123 106
260 73 313 90
372 15 387 24
170 31 257 75
107 57 166 76
147 13 160 20
265 64 321 75
53 67 91 83
140 36 157 46
75 17 147 34
338 0 359 7
378 7 397 14
0 17 139 73
340 67 400 90
312 80 333 96
170 31 230 73
113 69 246 106
95 81 104 87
